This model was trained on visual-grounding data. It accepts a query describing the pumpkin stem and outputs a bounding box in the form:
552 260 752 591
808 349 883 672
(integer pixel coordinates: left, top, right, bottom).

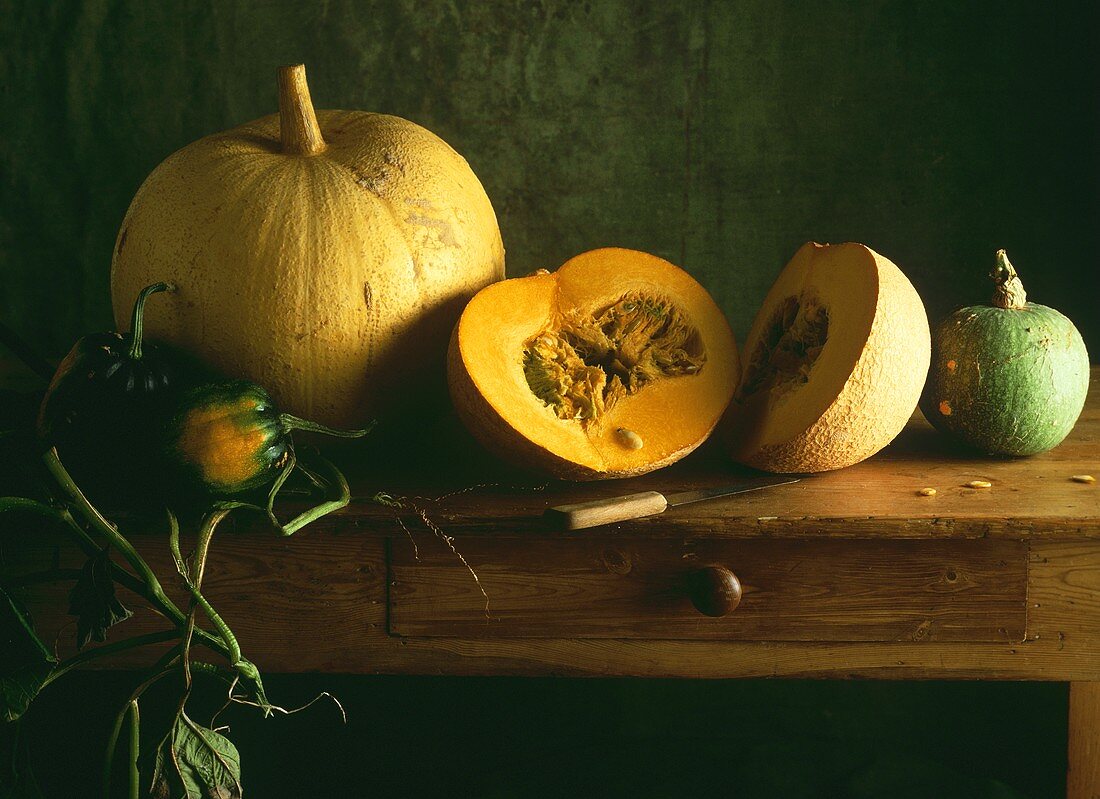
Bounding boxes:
991 249 1028 310
277 64 327 156
279 413 375 439
127 282 175 360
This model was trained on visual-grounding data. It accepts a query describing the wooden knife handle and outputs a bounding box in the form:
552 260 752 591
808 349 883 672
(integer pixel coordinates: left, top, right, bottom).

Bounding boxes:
544 491 669 530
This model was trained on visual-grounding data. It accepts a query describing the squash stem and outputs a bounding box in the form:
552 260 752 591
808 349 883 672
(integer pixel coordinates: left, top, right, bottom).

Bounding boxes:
276 452 353 537
40 629 180 690
279 413 375 439
101 666 177 799
127 700 140 799
278 64 327 156
992 249 1028 310
126 282 175 360
40 449 232 662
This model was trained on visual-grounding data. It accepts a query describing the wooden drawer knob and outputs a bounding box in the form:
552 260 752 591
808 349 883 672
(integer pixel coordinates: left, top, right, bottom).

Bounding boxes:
688 566 742 617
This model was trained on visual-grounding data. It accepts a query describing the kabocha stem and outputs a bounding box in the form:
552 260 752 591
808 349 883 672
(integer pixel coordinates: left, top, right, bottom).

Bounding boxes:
126 282 175 360
279 413 374 438
278 64 326 156
992 249 1028 310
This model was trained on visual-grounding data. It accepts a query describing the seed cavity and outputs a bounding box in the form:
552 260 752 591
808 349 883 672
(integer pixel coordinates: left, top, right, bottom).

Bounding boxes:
615 427 644 450
522 293 705 424
738 293 828 400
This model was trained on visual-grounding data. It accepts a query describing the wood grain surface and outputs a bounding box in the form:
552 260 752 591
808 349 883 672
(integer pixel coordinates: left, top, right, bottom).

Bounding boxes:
390 537 1028 643
331 370 1100 539
1068 681 1100 799
0 370 1098 682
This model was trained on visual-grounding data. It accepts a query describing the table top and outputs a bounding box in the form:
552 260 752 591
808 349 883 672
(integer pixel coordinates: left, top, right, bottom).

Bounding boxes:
332 369 1100 540
2 360 1097 540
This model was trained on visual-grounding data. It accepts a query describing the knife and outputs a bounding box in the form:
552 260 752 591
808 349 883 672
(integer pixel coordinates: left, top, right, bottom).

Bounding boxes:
543 475 803 530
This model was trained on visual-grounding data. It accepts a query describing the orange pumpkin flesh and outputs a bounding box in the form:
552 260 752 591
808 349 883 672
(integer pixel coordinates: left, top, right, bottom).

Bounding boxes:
448 248 739 480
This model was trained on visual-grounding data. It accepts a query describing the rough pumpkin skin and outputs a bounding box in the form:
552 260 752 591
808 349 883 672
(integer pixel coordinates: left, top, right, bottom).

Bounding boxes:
728 242 930 473
920 251 1090 456
111 65 505 429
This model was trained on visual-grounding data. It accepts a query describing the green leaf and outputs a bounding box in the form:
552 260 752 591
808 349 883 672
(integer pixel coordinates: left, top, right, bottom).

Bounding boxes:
150 714 243 799
67 549 133 649
0 587 56 723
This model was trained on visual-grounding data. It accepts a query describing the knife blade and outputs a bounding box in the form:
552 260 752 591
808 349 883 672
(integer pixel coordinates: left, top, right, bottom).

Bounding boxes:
544 474 802 530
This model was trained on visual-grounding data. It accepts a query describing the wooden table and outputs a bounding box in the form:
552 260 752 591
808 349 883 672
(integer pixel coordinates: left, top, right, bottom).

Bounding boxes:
5 369 1099 795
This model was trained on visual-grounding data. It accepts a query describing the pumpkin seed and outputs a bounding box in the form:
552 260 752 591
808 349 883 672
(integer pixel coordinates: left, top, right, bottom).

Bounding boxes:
1071 474 1096 484
917 487 937 496
615 427 644 450
965 480 992 489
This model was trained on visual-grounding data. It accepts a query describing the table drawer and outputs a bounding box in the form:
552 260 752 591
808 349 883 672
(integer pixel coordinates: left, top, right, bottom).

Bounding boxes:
389 537 1028 643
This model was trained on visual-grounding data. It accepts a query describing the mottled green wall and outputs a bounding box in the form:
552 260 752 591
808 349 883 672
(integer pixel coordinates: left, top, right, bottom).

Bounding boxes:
1 0 1097 358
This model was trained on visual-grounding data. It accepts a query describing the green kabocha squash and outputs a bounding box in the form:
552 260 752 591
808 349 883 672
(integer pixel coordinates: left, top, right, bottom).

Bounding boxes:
162 380 370 496
920 250 1090 455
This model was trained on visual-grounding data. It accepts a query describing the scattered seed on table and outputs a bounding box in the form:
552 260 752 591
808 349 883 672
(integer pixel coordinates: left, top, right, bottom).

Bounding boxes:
965 480 993 489
917 487 937 496
1071 474 1096 484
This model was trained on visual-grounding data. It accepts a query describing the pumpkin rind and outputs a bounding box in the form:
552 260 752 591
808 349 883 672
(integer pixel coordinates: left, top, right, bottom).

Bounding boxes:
111 75 505 430
448 248 739 481
728 242 930 473
920 299 1089 456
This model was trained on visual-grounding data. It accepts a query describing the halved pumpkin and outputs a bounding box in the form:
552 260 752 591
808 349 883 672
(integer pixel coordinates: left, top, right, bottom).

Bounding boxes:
727 242 930 473
448 248 739 480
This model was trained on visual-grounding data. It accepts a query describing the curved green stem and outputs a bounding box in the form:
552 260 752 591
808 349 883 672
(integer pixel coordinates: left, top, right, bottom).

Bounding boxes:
278 413 375 439
169 510 244 671
41 629 179 689
127 700 140 799
40 451 233 662
276 452 353 537
102 666 177 799
126 282 174 361
43 449 171 603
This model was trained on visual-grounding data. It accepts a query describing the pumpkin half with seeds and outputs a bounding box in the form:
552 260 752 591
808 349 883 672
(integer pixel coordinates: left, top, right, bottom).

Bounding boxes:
448 248 739 480
726 242 930 473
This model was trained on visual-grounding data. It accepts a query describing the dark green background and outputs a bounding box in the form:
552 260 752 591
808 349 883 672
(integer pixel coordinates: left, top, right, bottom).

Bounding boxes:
1 0 1098 355
2 1 1095 796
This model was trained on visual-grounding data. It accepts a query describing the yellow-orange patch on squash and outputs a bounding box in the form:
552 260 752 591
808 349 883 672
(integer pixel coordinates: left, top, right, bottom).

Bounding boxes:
175 398 267 489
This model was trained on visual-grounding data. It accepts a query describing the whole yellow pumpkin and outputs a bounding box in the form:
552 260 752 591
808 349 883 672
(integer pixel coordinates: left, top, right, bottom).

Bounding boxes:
111 65 505 428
